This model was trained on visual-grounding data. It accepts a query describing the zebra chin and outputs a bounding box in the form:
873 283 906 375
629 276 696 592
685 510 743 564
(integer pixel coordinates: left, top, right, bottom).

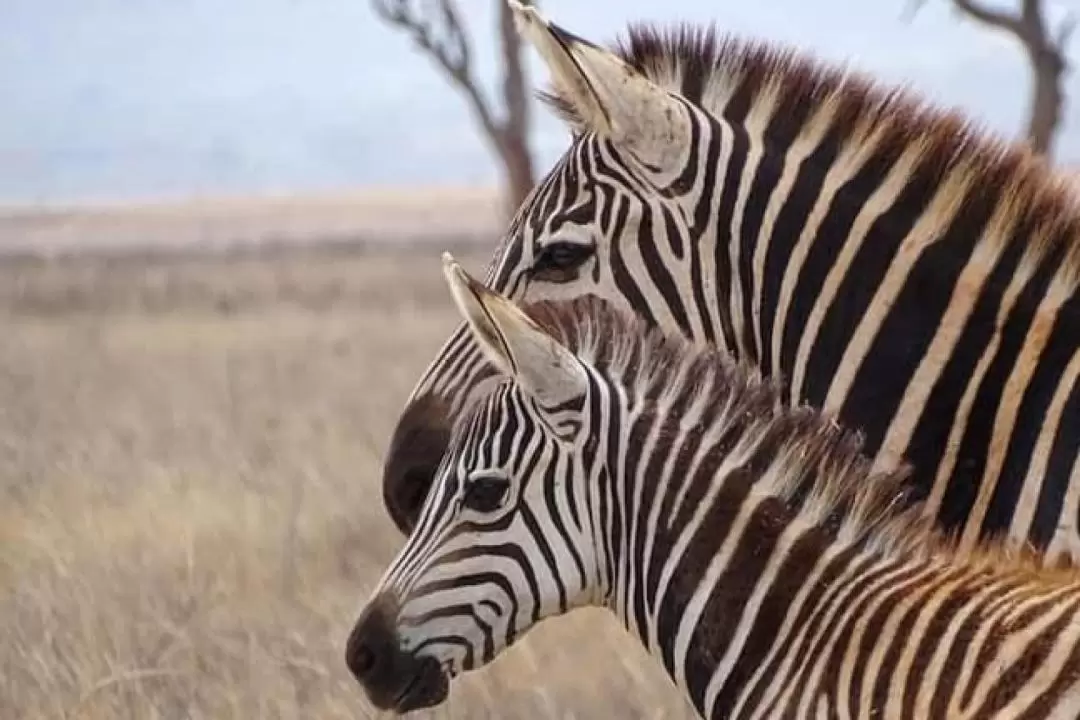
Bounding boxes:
345 598 450 714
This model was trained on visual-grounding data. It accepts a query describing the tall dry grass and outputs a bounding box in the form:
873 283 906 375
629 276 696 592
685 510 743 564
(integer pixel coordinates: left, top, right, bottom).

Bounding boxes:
0 248 698 719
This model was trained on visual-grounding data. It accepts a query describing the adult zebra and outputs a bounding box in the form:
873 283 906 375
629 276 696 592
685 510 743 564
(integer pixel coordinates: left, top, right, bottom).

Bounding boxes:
348 256 1080 718
382 3 1080 562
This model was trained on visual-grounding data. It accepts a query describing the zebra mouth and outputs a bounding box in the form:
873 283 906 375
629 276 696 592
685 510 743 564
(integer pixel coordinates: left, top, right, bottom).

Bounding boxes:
392 655 449 713
345 600 450 713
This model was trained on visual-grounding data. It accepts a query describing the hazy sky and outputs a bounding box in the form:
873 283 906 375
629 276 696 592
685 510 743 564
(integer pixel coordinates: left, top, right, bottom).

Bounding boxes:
1 0 1078 204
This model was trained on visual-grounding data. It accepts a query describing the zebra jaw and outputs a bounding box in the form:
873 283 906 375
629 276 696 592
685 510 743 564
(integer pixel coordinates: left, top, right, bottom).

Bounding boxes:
505 0 691 170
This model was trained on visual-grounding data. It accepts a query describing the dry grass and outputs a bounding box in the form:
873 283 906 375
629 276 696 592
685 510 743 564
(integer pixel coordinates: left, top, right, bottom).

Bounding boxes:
0 246 697 719
0 187 503 256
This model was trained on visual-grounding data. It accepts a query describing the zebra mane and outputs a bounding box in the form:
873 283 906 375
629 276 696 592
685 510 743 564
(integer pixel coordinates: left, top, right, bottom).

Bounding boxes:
521 295 1075 576
540 22 1080 283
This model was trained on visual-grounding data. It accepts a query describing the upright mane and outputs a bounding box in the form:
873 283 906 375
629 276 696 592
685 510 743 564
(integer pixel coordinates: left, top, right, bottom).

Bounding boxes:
520 295 1076 577
540 23 1080 282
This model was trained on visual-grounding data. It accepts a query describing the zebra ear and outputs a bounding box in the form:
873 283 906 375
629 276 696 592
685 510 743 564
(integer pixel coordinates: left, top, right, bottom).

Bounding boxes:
441 253 588 408
508 1 691 171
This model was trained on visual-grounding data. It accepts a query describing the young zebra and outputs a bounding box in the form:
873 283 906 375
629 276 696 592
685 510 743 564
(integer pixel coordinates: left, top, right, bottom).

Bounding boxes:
382 2 1080 566
348 254 1080 718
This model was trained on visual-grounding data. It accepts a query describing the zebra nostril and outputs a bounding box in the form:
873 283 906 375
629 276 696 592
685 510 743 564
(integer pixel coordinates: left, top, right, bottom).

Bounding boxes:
346 613 388 681
349 642 376 677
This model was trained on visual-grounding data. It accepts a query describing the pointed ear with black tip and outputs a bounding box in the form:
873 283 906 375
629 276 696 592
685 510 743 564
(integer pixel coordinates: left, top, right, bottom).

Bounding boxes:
507 0 691 171
442 252 587 409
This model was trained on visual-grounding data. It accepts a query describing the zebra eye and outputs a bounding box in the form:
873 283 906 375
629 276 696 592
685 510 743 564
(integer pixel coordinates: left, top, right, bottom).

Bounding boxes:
462 471 511 514
532 241 593 283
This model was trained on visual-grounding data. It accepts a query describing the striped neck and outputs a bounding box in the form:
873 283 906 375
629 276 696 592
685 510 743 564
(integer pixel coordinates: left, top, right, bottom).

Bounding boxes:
589 367 1080 718
596 395 838 716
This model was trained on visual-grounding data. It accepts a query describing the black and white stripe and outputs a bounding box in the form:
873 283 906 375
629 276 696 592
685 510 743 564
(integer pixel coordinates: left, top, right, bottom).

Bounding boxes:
353 289 1080 718
382 6 1080 566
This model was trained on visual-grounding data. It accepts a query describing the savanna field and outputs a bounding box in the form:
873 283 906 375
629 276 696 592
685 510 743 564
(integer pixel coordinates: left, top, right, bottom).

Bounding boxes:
0 244 700 719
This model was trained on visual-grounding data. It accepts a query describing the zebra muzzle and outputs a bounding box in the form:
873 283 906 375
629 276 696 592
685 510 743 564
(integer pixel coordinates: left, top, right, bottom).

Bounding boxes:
346 599 449 712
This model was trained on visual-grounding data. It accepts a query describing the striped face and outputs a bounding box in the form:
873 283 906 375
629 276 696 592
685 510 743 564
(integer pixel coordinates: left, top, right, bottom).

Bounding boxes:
383 126 715 535
348 263 606 712
379 3 712 537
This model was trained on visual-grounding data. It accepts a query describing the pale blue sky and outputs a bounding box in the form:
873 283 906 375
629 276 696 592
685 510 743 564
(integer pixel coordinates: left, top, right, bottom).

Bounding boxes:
1 0 1078 204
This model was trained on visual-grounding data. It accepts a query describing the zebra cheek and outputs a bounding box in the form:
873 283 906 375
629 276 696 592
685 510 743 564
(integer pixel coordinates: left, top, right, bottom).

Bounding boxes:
382 393 454 535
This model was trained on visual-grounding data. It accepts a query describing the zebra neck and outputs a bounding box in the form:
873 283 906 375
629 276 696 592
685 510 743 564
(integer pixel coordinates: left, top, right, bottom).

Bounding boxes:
604 465 1080 718
604 461 838 717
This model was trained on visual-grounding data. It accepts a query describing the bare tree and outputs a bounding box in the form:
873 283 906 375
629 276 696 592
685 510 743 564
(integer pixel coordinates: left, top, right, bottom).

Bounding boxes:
372 0 536 217
909 0 1074 158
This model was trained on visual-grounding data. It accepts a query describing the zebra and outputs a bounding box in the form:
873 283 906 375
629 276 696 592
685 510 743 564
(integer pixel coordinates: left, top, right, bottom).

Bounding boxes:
381 2 1080 564
347 254 1080 718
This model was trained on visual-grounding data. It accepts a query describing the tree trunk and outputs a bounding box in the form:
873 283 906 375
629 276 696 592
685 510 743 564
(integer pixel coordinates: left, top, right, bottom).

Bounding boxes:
935 0 1073 160
372 0 540 216
1025 45 1066 156
496 0 535 219
496 130 535 219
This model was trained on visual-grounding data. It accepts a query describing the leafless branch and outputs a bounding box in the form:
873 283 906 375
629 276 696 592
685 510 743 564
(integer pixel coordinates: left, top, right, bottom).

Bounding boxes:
499 0 529 139
1021 0 1039 27
1055 12 1076 50
371 0 499 139
371 0 538 210
953 0 1027 36
901 0 927 23
903 0 1073 156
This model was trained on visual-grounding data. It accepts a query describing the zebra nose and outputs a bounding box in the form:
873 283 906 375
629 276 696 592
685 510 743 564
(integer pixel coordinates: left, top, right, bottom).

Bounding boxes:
345 600 398 683
346 597 449 712
349 642 376 677
382 392 452 534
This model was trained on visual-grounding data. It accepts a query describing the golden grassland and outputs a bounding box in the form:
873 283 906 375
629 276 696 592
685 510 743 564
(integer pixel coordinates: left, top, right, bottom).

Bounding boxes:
0 246 699 719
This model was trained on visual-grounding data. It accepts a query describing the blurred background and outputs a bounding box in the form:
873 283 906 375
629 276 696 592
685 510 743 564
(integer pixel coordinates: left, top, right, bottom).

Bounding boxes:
1 1 1076 718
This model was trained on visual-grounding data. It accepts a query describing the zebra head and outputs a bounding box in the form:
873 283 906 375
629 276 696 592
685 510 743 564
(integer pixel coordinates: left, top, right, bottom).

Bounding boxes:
348 255 609 713
383 1 711 535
